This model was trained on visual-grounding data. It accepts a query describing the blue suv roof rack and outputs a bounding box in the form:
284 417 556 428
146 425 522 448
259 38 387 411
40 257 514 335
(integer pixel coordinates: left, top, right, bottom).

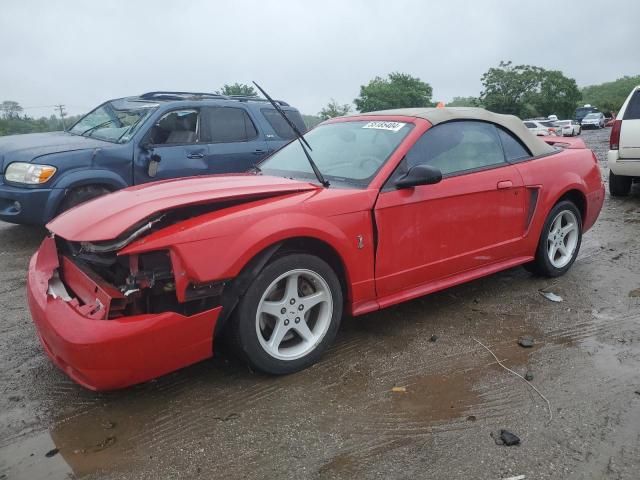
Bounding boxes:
138 91 289 107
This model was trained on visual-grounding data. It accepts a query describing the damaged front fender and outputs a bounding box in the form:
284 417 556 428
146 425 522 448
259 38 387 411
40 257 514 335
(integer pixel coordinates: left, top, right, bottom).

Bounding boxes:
27 236 222 391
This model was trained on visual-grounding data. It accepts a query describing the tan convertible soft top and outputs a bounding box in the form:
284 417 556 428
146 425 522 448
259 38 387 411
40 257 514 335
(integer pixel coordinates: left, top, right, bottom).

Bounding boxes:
353 107 556 157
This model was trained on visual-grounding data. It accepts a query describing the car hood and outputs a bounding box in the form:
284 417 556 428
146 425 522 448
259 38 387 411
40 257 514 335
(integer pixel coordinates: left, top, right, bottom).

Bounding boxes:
0 131 113 170
47 174 321 242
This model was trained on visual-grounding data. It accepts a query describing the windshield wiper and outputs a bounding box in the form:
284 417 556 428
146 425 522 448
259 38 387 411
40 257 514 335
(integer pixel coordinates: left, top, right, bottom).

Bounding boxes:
252 81 329 187
81 119 114 137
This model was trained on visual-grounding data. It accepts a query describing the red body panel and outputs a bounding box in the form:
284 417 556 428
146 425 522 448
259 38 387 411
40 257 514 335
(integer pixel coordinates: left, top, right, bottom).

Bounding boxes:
47 174 320 241
27 114 605 390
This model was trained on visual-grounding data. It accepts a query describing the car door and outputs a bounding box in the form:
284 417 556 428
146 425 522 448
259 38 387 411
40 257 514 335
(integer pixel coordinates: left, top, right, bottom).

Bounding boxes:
199 106 269 173
374 121 527 298
134 108 208 183
620 89 640 159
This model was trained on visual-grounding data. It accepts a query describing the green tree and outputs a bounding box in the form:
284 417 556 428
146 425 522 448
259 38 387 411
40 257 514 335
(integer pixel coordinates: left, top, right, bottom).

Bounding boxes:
354 72 433 112
480 61 543 117
0 112 82 137
533 70 581 119
218 83 257 96
480 61 581 118
581 75 640 114
318 99 352 120
447 96 482 107
0 100 23 119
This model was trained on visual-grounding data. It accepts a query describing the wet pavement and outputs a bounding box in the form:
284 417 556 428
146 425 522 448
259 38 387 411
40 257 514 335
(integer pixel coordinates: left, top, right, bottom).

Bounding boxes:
1 128 640 479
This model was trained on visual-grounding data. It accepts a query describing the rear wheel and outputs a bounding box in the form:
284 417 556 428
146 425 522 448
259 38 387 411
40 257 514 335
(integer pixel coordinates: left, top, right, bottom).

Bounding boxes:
609 171 632 197
231 254 343 374
524 201 582 277
58 185 110 215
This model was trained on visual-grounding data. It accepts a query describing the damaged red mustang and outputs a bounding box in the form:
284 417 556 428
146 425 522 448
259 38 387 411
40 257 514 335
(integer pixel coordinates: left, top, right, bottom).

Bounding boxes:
27 107 604 390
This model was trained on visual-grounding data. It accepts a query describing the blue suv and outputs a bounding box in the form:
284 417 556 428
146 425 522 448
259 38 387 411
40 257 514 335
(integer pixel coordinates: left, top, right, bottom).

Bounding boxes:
0 91 306 225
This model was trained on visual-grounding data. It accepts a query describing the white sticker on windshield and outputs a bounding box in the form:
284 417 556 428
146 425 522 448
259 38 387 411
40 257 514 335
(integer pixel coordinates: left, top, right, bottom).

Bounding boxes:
362 121 406 132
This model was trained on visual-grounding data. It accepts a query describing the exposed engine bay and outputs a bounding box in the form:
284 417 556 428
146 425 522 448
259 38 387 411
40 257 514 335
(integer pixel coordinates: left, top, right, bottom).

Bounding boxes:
52 202 246 319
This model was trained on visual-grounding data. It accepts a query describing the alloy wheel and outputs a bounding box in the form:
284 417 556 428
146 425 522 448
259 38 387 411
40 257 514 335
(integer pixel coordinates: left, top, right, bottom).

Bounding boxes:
255 269 333 361
546 210 579 268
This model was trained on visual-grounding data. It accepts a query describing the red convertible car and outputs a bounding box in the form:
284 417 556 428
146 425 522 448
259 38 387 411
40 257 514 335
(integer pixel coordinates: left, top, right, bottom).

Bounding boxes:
27 108 605 390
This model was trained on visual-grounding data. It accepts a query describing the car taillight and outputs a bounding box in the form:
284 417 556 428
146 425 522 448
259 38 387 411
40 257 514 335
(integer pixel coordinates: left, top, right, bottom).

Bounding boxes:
610 120 622 150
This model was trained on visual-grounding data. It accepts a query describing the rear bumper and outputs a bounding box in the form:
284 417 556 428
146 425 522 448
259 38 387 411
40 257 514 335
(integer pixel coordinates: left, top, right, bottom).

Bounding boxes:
608 150 640 177
27 237 221 391
0 180 64 225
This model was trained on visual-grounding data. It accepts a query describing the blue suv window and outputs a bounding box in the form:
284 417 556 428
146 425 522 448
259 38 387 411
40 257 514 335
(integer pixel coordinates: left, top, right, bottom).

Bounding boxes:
261 108 307 140
201 107 258 143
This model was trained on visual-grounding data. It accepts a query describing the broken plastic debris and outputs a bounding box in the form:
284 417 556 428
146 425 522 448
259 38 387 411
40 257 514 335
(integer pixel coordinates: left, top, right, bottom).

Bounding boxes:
500 429 521 446
502 476 526 480
391 386 407 393
518 336 535 348
45 448 59 458
539 291 563 302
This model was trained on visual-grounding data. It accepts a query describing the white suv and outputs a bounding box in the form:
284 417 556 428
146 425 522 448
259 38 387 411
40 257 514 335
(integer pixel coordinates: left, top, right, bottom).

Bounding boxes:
608 85 640 196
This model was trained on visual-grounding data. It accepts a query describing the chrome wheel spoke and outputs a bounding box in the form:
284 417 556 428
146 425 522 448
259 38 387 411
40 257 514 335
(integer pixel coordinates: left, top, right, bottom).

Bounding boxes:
301 290 327 310
268 320 289 351
561 223 575 235
293 321 314 342
558 243 568 256
283 274 300 302
261 300 284 318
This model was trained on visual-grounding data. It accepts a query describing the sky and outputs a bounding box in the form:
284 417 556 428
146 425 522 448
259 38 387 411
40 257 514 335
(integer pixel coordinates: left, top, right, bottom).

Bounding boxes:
1 0 639 118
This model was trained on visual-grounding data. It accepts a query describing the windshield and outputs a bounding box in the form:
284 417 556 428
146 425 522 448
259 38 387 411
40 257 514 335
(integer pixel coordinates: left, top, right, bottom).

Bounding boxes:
556 120 571 126
539 121 554 127
584 113 600 119
260 120 414 187
69 99 159 143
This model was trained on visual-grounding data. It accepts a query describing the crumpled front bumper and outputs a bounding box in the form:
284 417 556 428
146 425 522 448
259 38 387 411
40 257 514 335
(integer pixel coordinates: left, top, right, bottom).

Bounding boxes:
27 236 222 391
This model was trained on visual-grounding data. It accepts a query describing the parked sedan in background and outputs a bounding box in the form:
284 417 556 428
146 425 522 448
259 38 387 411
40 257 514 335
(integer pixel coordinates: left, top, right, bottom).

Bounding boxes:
581 112 606 129
27 107 604 390
554 119 582 136
524 120 559 136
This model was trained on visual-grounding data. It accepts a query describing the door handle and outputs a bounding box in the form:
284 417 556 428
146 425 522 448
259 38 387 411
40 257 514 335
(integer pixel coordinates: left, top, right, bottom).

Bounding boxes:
252 149 265 155
497 180 513 189
186 152 204 159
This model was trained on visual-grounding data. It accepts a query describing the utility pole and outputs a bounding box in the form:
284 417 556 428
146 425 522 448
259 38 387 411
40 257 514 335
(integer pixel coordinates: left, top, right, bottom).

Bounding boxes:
55 104 67 129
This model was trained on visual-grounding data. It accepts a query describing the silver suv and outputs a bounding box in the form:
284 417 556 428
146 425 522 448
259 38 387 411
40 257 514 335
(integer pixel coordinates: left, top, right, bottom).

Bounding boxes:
607 85 640 196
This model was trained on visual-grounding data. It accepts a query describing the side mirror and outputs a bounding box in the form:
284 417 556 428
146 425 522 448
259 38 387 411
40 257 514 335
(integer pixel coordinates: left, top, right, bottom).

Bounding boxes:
395 164 442 189
147 151 162 177
141 142 154 152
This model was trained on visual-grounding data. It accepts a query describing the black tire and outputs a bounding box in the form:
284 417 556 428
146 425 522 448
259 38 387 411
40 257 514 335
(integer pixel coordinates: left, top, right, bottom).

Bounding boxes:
524 200 582 277
230 253 343 375
58 185 111 214
609 171 632 197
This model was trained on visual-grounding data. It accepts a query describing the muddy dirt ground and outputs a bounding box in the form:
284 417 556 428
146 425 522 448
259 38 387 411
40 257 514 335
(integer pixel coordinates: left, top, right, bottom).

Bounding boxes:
1 128 639 480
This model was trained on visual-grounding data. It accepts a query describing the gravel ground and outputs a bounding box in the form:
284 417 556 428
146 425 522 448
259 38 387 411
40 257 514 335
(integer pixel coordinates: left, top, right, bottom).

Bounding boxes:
1 128 639 480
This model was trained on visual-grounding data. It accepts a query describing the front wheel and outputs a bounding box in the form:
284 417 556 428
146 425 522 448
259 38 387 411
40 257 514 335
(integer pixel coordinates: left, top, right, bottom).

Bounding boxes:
58 185 110 215
231 253 343 374
524 201 582 277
